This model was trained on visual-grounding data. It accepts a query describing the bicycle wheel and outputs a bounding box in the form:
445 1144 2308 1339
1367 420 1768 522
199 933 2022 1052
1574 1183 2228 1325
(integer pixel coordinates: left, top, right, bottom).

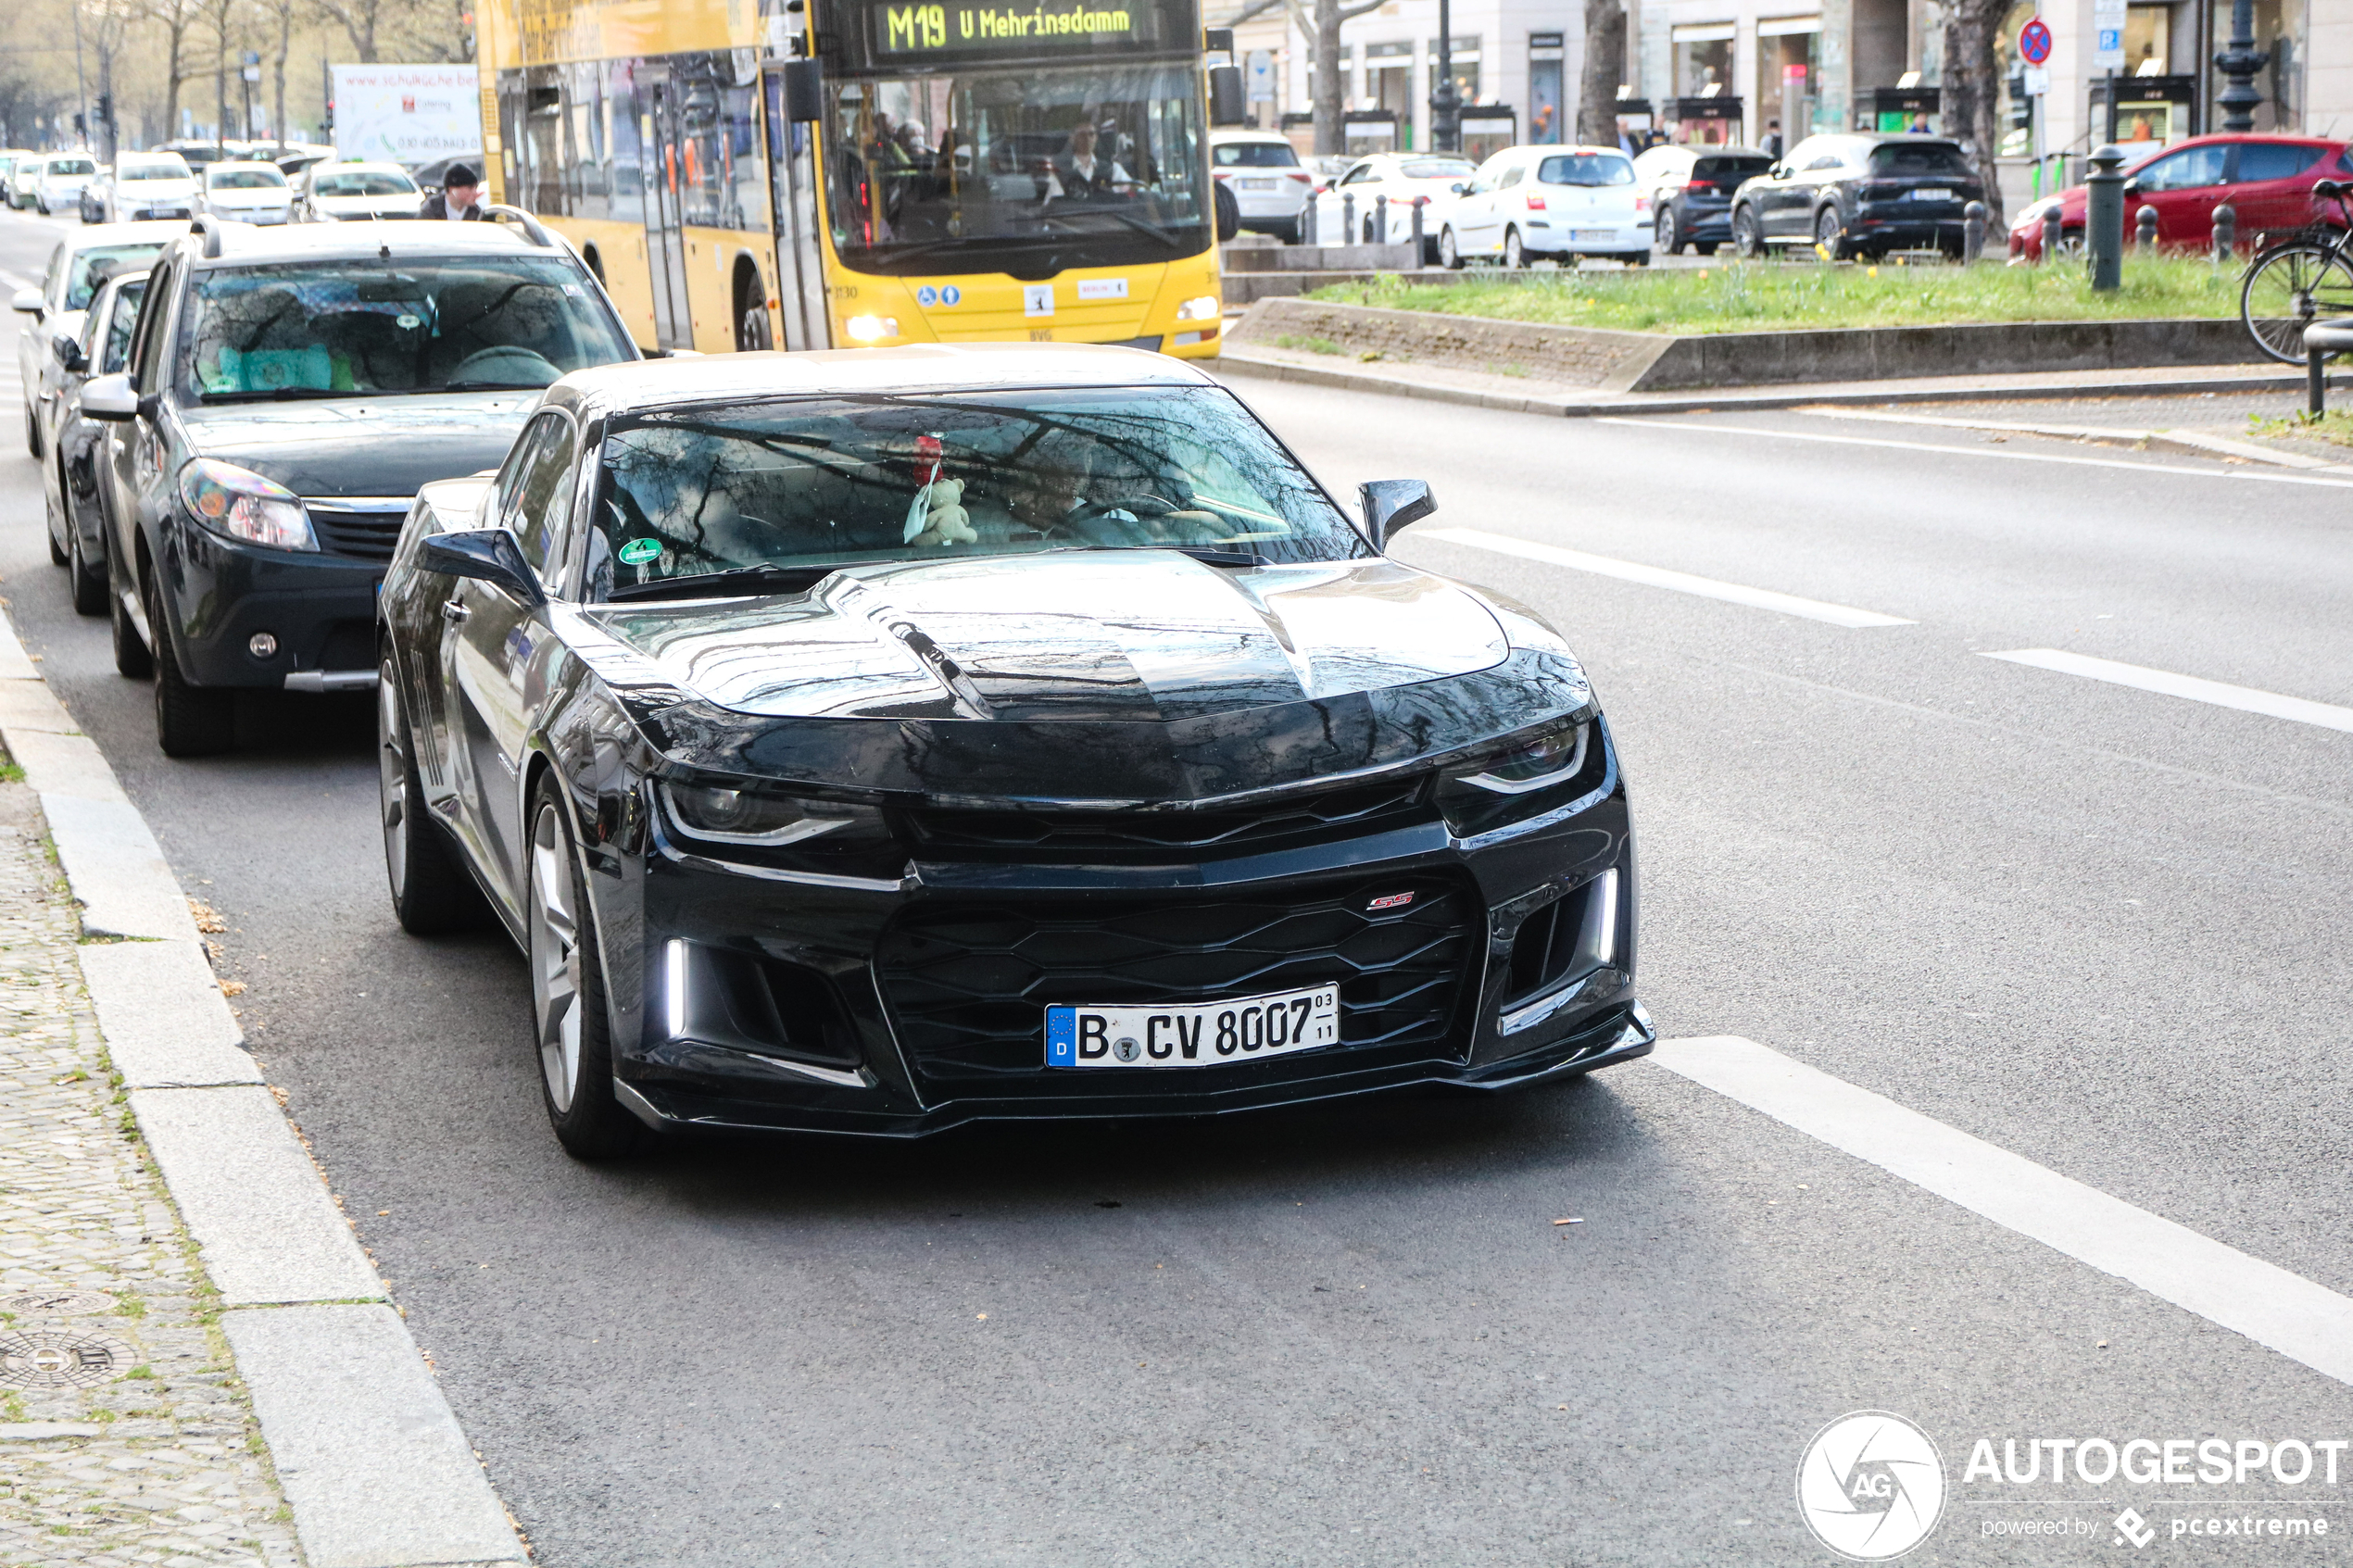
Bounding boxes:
2241 244 2353 363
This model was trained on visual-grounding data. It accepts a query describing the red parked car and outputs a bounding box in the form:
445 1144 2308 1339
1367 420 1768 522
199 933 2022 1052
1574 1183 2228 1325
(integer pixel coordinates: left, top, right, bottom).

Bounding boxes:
2007 133 2353 259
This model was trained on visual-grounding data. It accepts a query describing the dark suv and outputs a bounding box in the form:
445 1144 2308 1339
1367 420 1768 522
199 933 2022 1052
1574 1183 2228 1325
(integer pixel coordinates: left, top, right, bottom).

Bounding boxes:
1730 133 1983 260
1642 145 1773 255
80 215 637 756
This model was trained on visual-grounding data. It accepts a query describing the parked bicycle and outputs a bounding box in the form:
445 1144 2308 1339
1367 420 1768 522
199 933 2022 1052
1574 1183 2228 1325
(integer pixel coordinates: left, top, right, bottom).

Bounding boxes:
2241 179 2353 363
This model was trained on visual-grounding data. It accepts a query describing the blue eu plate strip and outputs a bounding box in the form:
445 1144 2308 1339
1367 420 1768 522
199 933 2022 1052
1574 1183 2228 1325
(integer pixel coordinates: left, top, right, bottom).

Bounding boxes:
1045 1007 1076 1066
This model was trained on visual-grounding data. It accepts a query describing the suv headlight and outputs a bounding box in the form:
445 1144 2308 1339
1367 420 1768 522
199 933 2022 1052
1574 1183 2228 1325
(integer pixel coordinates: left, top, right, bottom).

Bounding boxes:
177 458 318 550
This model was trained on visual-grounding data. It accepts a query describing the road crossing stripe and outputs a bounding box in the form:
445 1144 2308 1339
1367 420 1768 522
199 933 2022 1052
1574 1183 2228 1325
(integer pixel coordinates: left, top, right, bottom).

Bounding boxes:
1592 416 2353 490
1417 525 1914 628
1653 1036 2353 1389
1982 647 2353 734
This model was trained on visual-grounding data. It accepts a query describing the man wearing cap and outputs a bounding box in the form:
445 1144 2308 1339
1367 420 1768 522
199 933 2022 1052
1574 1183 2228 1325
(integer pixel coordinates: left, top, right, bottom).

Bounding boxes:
421 164 485 220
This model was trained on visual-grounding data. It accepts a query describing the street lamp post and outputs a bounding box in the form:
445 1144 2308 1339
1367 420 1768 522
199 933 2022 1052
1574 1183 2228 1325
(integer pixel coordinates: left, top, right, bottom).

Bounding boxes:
1429 0 1460 153
70 0 91 150
2213 0 2270 133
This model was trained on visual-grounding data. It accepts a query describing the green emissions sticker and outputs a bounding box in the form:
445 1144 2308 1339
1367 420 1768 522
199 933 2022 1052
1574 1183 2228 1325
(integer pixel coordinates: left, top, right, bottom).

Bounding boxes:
617 538 663 566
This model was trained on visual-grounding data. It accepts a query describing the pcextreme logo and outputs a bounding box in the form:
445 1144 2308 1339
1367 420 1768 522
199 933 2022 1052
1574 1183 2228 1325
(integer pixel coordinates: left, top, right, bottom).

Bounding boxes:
1797 1411 1948 1561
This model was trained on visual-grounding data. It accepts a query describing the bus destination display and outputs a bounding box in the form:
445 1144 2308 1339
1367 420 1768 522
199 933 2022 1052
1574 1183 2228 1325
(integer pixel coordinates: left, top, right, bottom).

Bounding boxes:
869 0 1164 58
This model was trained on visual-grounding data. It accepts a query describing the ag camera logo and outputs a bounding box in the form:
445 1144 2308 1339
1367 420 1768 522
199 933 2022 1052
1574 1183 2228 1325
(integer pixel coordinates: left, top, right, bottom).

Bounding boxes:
1797 1411 1947 1561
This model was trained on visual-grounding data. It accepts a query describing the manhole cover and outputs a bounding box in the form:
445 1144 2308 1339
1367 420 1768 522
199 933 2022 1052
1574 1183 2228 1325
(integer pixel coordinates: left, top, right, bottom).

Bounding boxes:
0 1331 132 1389
0 1288 117 1317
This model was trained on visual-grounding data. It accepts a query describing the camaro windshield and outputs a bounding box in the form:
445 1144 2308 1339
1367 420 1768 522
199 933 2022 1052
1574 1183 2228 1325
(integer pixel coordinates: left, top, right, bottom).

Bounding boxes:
179 257 633 400
588 387 1369 597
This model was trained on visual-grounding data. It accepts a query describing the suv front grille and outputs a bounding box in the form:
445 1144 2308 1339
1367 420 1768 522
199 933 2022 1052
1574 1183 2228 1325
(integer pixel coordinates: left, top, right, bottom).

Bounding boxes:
900 778 1428 860
874 872 1478 1092
308 507 404 563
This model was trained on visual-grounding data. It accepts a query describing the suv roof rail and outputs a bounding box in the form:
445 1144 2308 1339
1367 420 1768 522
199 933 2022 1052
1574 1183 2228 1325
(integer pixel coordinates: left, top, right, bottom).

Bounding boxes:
189 212 226 257
481 203 554 248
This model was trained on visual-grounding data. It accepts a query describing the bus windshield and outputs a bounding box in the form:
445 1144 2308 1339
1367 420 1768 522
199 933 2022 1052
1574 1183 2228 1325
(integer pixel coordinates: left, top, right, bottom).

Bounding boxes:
825 62 1208 275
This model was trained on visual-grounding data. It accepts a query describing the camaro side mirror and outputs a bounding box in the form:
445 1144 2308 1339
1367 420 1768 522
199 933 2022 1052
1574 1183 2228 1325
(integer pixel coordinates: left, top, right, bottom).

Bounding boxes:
52 335 86 372
10 287 42 317
80 372 139 421
1360 479 1437 551
423 529 547 607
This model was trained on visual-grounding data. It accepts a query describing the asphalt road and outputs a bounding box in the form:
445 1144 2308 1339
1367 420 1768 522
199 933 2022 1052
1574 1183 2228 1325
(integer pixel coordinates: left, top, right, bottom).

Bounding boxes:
5 206 2350 1566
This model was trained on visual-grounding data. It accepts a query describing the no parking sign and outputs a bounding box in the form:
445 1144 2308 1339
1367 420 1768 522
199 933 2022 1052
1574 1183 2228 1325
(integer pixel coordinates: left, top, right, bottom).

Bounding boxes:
2018 17 2053 66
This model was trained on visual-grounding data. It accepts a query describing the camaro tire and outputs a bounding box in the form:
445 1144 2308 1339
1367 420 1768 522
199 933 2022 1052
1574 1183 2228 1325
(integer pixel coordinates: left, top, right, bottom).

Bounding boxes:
148 577 233 757
527 784 651 1160
378 658 486 935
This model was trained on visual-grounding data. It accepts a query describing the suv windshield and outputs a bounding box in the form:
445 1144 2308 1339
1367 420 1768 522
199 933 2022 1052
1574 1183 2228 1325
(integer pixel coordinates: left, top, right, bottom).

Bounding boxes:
825 63 1208 275
310 169 415 196
67 244 168 309
588 386 1367 598
178 256 633 401
1214 143 1300 168
210 167 285 188
1869 143 1971 177
123 162 192 182
1537 154 1633 186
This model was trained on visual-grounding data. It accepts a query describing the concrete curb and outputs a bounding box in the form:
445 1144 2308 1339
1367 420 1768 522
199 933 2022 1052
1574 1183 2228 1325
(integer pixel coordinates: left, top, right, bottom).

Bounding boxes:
1214 345 2344 421
0 606 529 1566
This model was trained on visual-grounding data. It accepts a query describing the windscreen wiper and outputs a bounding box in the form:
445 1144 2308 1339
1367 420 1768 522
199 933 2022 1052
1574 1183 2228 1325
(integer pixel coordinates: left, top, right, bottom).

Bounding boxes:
606 563 841 601
198 386 384 403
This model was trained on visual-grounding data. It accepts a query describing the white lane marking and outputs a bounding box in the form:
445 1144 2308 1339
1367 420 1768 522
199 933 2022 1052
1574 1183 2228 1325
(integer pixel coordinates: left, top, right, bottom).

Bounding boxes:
1417 525 1913 629
1982 647 2353 734
1795 406 2156 441
1594 416 2353 490
1654 1036 2353 1389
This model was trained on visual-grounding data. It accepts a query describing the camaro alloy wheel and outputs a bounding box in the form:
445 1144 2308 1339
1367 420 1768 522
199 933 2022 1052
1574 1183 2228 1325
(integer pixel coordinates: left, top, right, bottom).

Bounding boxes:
525 787 647 1160
376 659 483 934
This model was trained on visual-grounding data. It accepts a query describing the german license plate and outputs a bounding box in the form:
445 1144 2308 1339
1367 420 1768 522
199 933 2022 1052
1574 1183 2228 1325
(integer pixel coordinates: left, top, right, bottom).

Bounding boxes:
1911 188 1949 201
1241 178 1277 190
1571 228 1617 242
1046 985 1340 1068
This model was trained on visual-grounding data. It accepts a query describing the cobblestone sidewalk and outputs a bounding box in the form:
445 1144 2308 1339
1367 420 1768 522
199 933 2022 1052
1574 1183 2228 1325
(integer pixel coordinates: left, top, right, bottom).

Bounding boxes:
0 777 302 1568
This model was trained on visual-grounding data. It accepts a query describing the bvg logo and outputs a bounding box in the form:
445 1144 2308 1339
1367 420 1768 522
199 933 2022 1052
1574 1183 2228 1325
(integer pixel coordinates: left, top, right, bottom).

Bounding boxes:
1797 1411 1947 1561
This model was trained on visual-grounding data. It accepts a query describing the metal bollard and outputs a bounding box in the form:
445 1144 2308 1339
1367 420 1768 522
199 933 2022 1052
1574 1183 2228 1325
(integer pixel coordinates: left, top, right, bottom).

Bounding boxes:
2311 342 2328 418
1341 191 1356 246
2085 144 2125 291
1373 194 1388 246
2213 203 2236 264
2135 204 2158 252
1962 200 1985 264
1300 189 1316 245
2042 204 2064 263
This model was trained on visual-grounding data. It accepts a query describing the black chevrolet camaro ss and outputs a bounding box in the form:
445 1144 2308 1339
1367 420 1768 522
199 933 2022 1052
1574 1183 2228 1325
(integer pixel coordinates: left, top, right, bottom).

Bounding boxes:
375 345 1648 1155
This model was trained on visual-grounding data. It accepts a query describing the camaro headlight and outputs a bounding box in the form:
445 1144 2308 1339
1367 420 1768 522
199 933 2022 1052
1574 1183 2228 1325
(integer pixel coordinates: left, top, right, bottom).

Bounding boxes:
1175 295 1220 321
844 314 899 343
177 458 317 551
661 782 872 847
1436 720 1598 837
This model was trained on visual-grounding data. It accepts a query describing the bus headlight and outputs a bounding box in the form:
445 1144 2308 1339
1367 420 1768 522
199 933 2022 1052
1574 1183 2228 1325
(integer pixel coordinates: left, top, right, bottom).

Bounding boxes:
1175 295 1220 321
845 314 898 343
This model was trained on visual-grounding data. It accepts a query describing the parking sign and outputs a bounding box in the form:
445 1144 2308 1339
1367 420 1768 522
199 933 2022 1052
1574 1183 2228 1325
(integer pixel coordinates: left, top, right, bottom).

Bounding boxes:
2092 0 2126 69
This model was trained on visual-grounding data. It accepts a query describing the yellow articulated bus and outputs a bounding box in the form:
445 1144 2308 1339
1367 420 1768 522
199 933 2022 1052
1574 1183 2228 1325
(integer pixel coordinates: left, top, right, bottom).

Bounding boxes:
476 0 1224 360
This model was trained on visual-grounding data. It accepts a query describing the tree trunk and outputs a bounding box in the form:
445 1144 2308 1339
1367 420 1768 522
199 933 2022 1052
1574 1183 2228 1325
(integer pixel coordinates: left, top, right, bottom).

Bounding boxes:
1576 0 1625 148
271 1 289 144
1312 2 1343 156
1939 0 2005 229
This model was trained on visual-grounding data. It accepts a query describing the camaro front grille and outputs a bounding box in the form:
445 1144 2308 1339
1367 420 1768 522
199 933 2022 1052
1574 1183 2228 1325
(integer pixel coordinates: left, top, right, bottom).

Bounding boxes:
307 508 404 563
874 873 1479 1090
900 778 1428 859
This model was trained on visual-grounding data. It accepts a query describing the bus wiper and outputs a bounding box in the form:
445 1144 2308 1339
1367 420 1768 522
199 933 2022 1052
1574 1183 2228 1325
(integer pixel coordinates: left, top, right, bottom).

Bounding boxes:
607 563 839 601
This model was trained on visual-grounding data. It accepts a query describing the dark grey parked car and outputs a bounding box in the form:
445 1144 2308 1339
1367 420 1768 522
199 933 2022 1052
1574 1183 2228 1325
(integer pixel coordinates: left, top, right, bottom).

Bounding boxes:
42 268 149 616
1730 133 1983 260
1640 145 1772 255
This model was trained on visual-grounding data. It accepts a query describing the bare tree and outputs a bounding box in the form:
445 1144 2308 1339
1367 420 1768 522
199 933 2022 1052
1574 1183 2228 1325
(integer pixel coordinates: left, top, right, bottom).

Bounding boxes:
1938 0 2005 227
1283 0 1384 157
135 0 204 141
312 0 392 62
1575 0 1625 147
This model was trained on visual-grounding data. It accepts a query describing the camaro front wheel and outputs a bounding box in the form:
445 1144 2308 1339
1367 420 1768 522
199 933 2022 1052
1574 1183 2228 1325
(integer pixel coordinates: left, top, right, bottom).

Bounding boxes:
527 784 651 1160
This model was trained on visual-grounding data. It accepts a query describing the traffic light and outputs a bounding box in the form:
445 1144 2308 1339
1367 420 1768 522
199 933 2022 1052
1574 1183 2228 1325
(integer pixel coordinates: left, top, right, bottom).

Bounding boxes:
72 111 86 135
94 94 112 127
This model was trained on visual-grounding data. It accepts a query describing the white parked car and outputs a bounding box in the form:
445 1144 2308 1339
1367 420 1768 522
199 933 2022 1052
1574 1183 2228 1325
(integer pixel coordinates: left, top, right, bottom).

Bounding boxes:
29 155 100 214
199 160 294 224
295 160 422 221
1438 145 1651 269
1209 130 1313 244
100 154 200 222
1308 152 1479 258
